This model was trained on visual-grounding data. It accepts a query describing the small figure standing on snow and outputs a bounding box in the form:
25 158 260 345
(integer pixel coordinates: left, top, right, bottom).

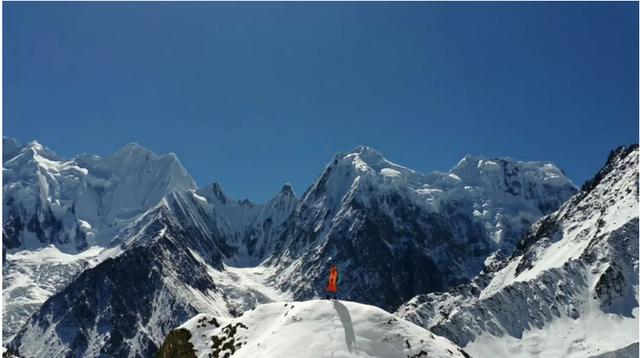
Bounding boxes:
326 264 339 300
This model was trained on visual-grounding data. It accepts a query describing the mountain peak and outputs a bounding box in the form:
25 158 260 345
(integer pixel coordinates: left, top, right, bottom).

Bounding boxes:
26 140 44 152
339 145 395 172
352 144 381 156
581 143 639 193
347 145 389 165
113 142 153 158
279 183 295 196
456 153 487 166
202 182 228 203
107 143 196 190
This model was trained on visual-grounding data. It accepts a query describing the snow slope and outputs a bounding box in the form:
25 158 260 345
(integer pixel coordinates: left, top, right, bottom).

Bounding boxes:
397 145 639 358
2 246 103 343
159 300 470 358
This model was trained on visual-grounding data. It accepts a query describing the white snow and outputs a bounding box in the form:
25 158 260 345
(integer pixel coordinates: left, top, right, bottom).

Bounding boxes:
180 300 468 358
190 249 292 315
2 246 105 343
466 306 639 358
33 152 88 176
77 220 92 231
380 168 402 178
214 264 291 303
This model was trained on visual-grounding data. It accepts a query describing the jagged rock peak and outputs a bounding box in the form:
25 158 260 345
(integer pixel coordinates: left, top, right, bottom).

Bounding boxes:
203 182 228 203
279 183 295 196
581 143 639 193
112 142 156 159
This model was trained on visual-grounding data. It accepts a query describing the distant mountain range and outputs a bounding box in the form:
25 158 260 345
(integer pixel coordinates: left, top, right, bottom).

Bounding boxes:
3 137 636 358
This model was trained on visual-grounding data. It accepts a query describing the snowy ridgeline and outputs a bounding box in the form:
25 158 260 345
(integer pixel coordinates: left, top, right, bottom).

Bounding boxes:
3 138 577 257
158 300 471 358
397 145 639 358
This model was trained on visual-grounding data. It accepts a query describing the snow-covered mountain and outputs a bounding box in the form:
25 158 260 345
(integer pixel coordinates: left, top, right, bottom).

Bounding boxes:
3 137 197 252
266 145 577 310
2 138 199 343
1 137 297 344
7 202 221 356
5 186 298 356
157 300 471 358
397 145 639 358
4 140 580 357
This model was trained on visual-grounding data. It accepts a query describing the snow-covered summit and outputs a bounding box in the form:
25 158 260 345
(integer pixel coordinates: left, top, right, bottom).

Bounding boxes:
112 142 152 157
3 137 197 252
335 145 422 184
315 146 575 219
449 154 572 187
427 154 576 211
158 300 470 358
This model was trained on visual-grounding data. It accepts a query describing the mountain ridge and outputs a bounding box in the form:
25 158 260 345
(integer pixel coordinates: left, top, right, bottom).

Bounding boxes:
3 138 586 357
397 144 639 358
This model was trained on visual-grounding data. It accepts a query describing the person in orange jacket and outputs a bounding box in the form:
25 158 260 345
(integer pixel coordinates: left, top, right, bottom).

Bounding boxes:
326 264 339 300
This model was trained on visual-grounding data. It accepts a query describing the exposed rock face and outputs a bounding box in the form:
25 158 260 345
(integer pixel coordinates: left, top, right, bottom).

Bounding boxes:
156 329 196 358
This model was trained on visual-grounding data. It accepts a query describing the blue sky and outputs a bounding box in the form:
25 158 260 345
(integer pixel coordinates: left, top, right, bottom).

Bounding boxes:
4 2 638 202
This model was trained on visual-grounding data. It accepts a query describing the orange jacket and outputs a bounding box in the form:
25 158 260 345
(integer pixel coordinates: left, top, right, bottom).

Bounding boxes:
326 265 339 293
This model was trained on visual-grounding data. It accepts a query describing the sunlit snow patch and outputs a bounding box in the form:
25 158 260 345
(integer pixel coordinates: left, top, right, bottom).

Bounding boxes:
162 300 470 358
380 168 402 178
